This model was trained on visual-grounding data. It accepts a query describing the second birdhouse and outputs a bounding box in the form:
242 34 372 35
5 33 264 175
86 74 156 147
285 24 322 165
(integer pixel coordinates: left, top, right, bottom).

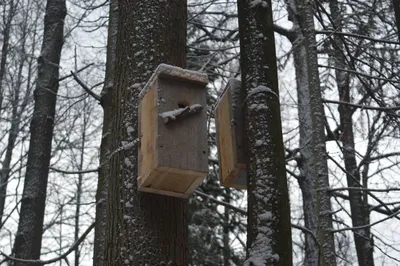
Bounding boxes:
215 79 247 189
138 64 209 198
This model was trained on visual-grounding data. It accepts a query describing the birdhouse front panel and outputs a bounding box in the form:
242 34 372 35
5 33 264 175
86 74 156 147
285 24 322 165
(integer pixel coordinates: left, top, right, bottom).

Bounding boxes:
215 79 247 189
138 64 209 198
156 77 208 173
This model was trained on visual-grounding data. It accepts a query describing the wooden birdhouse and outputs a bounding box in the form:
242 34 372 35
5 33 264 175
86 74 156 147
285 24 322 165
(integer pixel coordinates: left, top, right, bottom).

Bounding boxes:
138 64 209 198
215 79 247 189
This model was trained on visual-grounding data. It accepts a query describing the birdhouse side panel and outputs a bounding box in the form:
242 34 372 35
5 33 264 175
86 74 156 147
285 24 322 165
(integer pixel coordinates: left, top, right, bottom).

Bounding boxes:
215 80 247 189
156 77 208 174
138 80 158 185
230 80 246 166
215 89 238 182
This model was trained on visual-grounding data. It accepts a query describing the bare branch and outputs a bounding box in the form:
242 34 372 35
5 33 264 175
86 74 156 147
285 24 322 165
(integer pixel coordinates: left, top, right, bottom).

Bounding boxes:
316 30 399 45
58 63 94 81
0 222 95 264
70 71 101 102
323 99 400 111
49 166 99 175
329 209 400 233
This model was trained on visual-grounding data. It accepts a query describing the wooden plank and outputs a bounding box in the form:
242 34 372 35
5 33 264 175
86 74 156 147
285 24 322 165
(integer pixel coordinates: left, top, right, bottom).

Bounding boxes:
215 87 237 184
185 175 206 196
138 186 189 198
157 77 208 174
138 80 157 184
215 79 247 188
139 165 207 196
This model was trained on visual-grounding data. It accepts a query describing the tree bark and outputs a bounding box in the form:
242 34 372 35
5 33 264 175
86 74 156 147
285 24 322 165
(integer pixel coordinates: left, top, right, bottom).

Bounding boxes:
329 1 374 265
103 1 188 265
0 0 16 115
392 0 400 41
0 0 18 223
0 8 36 227
93 0 118 265
237 0 293 265
12 0 66 264
223 189 231 266
287 0 337 265
291 30 320 266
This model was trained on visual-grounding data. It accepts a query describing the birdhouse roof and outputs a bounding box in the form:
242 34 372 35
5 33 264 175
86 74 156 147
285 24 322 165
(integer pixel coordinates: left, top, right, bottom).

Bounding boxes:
139 64 209 100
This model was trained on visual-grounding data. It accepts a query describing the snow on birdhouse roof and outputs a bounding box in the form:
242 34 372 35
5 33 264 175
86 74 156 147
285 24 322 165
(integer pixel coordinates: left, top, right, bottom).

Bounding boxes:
139 64 209 99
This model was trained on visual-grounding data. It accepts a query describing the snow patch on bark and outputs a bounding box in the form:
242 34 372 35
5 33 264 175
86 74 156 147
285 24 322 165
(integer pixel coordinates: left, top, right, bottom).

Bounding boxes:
250 0 269 8
248 85 278 99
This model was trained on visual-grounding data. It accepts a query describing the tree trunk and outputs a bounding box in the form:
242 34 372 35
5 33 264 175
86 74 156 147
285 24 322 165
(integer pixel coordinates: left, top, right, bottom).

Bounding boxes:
0 0 18 223
223 189 231 266
103 1 188 265
12 0 66 264
74 102 88 266
392 0 400 41
329 1 374 265
237 0 293 265
291 30 320 265
0 0 16 115
93 0 118 264
287 0 337 265
0 18 32 226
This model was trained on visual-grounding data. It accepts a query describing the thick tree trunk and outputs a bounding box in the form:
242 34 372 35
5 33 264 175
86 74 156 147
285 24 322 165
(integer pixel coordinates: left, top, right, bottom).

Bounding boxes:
237 1 292 265
12 0 66 264
287 0 337 265
93 0 118 264
329 1 374 265
103 1 188 265
291 31 319 266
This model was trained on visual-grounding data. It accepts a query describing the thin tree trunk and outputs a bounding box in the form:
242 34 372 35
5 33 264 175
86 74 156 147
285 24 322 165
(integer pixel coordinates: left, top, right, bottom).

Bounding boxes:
291 31 320 265
287 0 337 265
0 0 38 227
329 1 374 265
0 0 18 222
74 102 88 266
237 0 292 265
93 0 118 264
12 0 66 264
103 1 188 265
223 189 231 266
392 0 400 41
0 0 16 115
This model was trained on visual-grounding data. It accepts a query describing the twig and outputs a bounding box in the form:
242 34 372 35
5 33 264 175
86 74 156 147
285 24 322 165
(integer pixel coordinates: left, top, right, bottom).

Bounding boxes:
0 222 95 264
323 99 400 111
49 166 99 175
70 71 101 102
59 63 94 81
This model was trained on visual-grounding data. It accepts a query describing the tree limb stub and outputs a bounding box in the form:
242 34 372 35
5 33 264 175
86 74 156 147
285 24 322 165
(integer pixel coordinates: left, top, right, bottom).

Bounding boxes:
159 104 203 124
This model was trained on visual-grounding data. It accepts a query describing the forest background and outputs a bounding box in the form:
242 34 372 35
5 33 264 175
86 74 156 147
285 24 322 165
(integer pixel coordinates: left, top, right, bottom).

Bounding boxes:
0 0 400 265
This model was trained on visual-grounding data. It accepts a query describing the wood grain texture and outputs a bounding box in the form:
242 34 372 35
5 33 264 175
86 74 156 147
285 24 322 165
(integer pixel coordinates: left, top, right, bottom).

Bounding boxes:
138 80 157 183
215 80 247 189
138 73 208 198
